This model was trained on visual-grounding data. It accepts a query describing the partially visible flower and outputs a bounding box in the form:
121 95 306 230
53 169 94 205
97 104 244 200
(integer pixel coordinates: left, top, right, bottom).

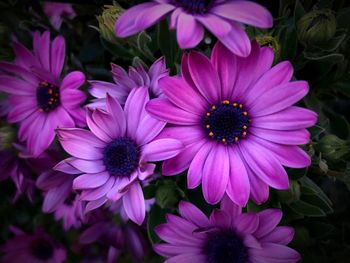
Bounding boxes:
147 41 317 206
43 2 76 30
1 226 66 263
55 88 183 224
154 196 300 263
115 0 273 57
0 31 87 156
88 57 168 108
36 160 85 230
79 220 147 263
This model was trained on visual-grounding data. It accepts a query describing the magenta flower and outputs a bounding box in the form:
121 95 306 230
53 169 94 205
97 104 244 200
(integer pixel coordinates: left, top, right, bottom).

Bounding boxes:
55 87 183 225
0 31 87 156
147 42 317 206
154 196 300 263
88 57 168 108
43 2 76 30
115 0 273 57
1 227 66 263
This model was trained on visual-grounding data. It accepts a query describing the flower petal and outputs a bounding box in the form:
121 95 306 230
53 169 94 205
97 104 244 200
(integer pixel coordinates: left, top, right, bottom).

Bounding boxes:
123 182 145 225
142 139 183 162
177 12 204 49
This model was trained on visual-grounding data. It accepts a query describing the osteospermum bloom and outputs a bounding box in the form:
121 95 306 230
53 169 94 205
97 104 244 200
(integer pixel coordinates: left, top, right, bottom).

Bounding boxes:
1 227 66 263
55 87 183 224
147 42 317 206
43 2 76 30
115 0 273 57
154 196 300 263
0 31 86 156
88 57 168 108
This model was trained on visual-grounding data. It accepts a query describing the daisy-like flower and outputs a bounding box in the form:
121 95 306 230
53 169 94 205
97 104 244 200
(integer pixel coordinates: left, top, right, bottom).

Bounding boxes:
115 0 273 57
55 87 183 225
88 57 168 108
0 31 87 157
43 2 76 30
154 196 300 263
147 42 317 206
1 227 66 263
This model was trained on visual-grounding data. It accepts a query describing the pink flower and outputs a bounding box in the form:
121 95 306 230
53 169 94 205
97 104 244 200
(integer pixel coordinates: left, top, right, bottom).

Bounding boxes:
43 2 76 30
115 0 273 57
0 31 87 157
55 88 183 225
154 196 300 263
1 227 66 263
147 41 317 206
88 57 168 108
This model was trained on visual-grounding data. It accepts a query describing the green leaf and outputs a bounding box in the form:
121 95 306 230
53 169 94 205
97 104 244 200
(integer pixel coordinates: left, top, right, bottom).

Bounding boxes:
288 200 326 217
147 204 168 244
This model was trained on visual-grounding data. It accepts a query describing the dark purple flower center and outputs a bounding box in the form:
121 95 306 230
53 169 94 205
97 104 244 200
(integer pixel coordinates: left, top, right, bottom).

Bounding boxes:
31 238 54 260
174 0 213 14
103 138 139 177
36 81 60 112
205 230 247 263
203 100 250 144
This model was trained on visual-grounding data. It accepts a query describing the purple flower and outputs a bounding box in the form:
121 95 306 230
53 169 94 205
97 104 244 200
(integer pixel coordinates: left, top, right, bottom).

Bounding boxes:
154 196 300 263
55 87 183 225
1 227 66 263
43 2 76 30
147 42 317 206
36 161 85 230
115 0 273 57
88 57 168 108
0 31 87 157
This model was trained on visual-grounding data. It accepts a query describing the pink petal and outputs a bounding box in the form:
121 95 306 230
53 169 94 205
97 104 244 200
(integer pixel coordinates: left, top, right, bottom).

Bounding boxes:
250 127 310 145
142 138 183 162
177 12 204 49
50 35 65 79
196 14 231 37
135 114 166 146
60 71 85 90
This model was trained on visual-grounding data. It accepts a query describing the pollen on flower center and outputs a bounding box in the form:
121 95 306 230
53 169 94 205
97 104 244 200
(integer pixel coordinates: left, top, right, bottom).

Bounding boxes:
103 137 139 178
31 239 54 260
36 81 60 112
205 230 247 263
174 0 212 14
203 100 250 144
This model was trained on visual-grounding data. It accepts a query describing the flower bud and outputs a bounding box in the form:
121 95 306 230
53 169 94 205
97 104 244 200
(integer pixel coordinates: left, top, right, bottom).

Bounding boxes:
277 180 301 204
297 9 336 45
97 4 124 43
155 180 180 209
317 134 350 161
0 122 16 150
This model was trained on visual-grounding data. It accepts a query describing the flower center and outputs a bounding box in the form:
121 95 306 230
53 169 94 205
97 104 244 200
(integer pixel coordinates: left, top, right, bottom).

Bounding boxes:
203 100 250 144
36 81 60 112
173 0 212 14
205 230 247 263
31 238 54 260
103 138 139 177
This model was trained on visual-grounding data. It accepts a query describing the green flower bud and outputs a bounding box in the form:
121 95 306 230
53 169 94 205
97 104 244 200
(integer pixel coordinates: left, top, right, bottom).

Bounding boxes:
97 4 124 43
317 134 350 161
155 180 180 209
256 35 280 53
297 9 336 45
277 180 301 204
0 122 16 150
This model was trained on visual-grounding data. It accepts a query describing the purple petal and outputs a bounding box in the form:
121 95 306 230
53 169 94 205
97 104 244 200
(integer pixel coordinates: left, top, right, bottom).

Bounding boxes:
0 76 34 95
88 80 127 103
115 3 174 37
138 163 156 180
212 1 273 28
220 194 242 217
13 41 39 69
65 158 105 174
239 140 289 190
154 244 201 257
146 98 200 125
60 71 85 90
164 254 206 263
159 76 207 115
7 96 37 123
54 158 82 174
260 226 295 245
178 201 210 228
249 243 301 262
106 94 127 135
188 51 222 104
202 144 229 204
226 147 250 206
142 138 183 162
250 127 310 145
43 181 71 213
196 13 231 37
177 12 204 49
209 209 231 229
33 31 50 72
50 35 65 79
187 141 213 189
211 42 237 99
254 209 283 238
80 177 115 201
248 168 269 204
73 172 110 189
252 106 318 130
0 62 38 85
135 114 166 146
234 213 259 234
250 81 309 117
123 182 145 225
